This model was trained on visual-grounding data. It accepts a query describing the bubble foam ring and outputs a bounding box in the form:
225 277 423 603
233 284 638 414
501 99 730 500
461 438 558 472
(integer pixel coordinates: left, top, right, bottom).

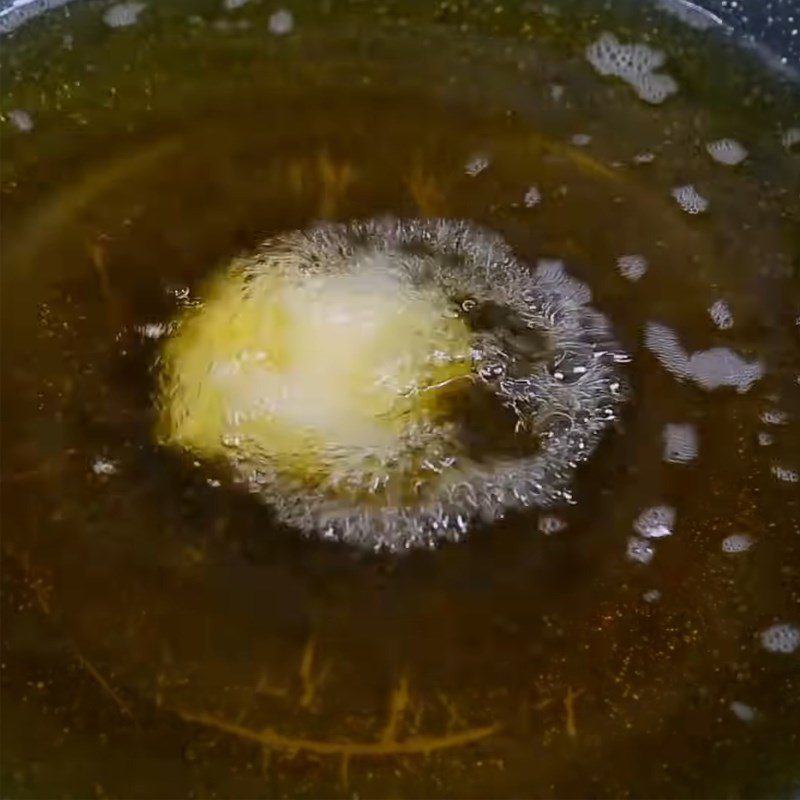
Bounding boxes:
158 218 627 552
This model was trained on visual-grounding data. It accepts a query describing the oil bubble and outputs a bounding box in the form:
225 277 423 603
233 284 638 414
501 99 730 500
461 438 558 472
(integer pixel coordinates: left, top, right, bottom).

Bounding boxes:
759 623 800 654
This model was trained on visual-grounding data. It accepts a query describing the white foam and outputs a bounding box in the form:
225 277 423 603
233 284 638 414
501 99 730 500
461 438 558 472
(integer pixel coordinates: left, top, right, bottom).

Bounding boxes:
586 33 678 104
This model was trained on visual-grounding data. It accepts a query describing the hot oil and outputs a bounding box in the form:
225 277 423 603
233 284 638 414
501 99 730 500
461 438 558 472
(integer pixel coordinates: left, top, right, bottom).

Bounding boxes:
1 0 799 796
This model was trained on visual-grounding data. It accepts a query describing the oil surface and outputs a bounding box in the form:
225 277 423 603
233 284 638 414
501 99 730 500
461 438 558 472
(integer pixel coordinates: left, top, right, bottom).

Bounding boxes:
1 1 799 797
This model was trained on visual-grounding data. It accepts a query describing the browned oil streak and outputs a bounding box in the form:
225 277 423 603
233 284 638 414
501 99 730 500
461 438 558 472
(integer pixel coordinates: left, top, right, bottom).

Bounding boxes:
564 686 584 738
176 708 500 757
72 650 134 718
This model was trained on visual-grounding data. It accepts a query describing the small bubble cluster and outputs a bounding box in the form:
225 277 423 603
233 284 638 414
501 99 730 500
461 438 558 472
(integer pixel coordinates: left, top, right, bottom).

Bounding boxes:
706 138 748 166
760 408 789 425
92 456 118 476
136 322 169 340
671 184 709 214
729 701 756 722
523 186 542 208
268 8 293 35
721 533 753 553
782 127 800 152
645 321 763 393
102 1 145 27
538 515 567 535
586 32 678 104
8 108 33 132
759 623 800 654
464 154 490 177
627 536 655 564
663 423 698 464
617 254 648 282
771 464 799 483
634 505 675 538
708 299 733 330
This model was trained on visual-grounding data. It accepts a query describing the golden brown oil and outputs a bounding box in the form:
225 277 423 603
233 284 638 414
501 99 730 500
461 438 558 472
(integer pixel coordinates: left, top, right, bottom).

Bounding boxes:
1 1 799 796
